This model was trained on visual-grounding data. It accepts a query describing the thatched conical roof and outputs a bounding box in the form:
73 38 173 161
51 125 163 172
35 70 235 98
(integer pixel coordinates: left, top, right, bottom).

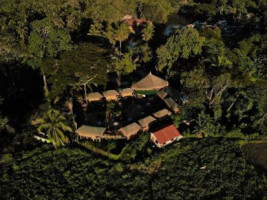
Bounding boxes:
131 72 168 91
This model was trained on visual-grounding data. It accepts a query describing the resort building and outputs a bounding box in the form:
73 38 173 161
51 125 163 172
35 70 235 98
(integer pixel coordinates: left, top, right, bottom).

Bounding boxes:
152 109 172 120
131 72 168 95
76 125 106 141
151 124 183 148
118 88 134 98
118 122 141 139
86 92 103 102
138 115 157 131
103 90 120 101
164 97 180 114
157 89 168 100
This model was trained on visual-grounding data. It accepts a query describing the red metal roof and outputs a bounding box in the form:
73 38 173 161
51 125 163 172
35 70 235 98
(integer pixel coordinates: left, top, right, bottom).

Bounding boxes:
152 124 181 144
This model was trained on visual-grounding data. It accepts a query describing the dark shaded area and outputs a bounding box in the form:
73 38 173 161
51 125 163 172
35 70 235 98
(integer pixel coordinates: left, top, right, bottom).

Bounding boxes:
0 64 44 129
242 142 267 173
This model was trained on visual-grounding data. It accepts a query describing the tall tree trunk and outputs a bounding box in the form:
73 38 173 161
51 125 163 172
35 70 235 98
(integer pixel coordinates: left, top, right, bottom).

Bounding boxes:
117 72 121 87
42 73 49 99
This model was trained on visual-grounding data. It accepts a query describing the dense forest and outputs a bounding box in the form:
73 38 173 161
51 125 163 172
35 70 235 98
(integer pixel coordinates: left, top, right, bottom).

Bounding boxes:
0 0 266 199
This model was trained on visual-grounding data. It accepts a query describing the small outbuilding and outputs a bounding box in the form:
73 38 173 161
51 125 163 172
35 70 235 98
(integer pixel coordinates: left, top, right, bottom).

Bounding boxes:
138 115 157 131
157 89 168 100
86 92 103 102
118 122 141 139
151 124 182 148
164 97 180 114
131 72 168 95
103 90 120 101
76 125 106 141
118 88 134 97
152 109 172 119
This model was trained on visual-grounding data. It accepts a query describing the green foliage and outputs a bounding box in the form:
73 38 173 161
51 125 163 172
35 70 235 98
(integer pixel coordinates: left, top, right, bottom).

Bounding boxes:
140 44 152 63
27 18 73 67
138 0 173 23
114 53 136 74
157 27 205 71
0 139 265 199
41 42 110 99
242 142 267 172
142 23 154 41
200 28 233 68
0 115 8 132
0 153 13 164
35 109 73 148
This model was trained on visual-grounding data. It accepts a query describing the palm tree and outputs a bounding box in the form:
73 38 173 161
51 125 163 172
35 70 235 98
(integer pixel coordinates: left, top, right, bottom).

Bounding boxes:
35 109 73 148
115 23 131 54
142 23 154 41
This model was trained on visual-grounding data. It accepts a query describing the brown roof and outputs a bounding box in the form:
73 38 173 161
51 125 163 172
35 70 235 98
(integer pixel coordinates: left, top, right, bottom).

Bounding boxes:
86 92 103 102
76 125 106 139
164 97 180 113
103 90 120 101
138 115 157 129
157 89 168 99
131 72 168 91
118 88 134 97
119 122 141 139
152 124 182 145
152 109 172 119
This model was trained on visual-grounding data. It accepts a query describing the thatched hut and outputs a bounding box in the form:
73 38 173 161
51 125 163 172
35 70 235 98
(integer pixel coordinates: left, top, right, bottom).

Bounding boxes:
118 88 134 97
138 115 157 131
131 72 168 95
164 98 180 114
152 109 172 119
76 125 106 141
86 92 103 102
103 90 120 101
118 122 141 139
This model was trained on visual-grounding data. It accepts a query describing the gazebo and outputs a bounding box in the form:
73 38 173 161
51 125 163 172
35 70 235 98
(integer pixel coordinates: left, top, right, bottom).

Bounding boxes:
118 88 134 98
131 72 168 95
76 125 106 141
103 90 120 101
138 115 157 131
86 92 103 102
118 122 141 139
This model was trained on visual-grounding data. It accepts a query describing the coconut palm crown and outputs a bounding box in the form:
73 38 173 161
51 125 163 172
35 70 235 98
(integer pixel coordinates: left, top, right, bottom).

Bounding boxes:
35 109 73 148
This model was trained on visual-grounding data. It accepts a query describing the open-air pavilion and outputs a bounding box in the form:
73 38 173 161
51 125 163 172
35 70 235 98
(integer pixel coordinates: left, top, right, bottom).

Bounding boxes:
131 72 168 95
